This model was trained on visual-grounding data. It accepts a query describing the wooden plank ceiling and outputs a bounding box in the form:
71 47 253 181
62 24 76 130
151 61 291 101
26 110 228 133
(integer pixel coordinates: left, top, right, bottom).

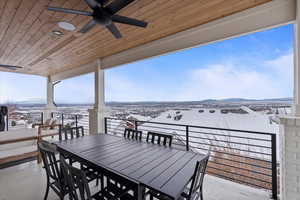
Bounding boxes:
0 0 271 76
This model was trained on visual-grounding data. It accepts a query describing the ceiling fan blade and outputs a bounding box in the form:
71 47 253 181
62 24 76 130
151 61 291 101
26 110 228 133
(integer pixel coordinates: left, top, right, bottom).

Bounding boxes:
80 20 97 33
106 23 122 39
105 0 134 14
112 15 147 28
47 7 93 16
84 0 99 9
0 64 23 70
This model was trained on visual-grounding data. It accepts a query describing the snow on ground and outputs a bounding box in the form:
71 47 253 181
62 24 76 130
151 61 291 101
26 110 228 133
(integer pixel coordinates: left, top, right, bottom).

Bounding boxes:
151 108 278 133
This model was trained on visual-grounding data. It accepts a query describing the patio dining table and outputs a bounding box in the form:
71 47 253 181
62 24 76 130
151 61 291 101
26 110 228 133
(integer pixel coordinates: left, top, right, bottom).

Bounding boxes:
55 133 206 200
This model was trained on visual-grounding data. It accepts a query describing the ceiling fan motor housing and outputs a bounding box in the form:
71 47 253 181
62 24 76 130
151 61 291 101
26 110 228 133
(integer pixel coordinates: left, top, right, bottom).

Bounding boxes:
47 0 148 39
93 7 112 26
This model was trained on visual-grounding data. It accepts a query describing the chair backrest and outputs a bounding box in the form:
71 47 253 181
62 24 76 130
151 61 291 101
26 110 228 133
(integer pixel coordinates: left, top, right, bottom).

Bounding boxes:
38 141 61 183
124 128 143 140
60 155 92 200
146 131 173 147
187 153 210 200
59 126 84 141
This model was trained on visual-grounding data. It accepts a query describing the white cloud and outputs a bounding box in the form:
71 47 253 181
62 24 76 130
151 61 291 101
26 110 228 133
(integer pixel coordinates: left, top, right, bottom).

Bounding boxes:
106 52 294 102
265 53 293 83
176 53 293 101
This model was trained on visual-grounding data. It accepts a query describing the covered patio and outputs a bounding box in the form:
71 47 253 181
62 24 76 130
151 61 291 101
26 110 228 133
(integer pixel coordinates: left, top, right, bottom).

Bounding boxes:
0 0 300 200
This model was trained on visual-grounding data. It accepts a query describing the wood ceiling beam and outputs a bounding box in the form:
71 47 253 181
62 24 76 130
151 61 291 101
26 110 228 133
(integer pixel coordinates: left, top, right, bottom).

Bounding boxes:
51 0 296 81
101 0 295 69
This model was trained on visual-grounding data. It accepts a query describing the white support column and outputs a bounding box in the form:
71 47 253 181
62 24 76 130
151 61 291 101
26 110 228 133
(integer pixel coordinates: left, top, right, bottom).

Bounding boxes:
89 59 106 134
44 76 57 120
280 117 300 200
294 0 300 116
280 1 300 200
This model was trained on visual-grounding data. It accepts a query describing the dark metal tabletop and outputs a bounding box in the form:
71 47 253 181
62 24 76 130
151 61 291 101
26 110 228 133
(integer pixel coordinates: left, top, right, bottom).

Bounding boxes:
55 133 206 200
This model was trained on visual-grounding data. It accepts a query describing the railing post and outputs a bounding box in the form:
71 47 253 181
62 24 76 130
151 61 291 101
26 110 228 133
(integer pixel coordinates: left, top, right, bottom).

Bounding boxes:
41 112 44 125
186 126 189 151
135 120 138 131
6 113 8 131
59 124 62 141
75 115 78 128
37 126 42 164
104 118 108 134
271 134 278 200
61 113 64 128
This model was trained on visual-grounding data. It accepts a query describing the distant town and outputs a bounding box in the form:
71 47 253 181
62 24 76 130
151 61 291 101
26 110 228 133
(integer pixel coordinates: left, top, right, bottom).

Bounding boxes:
1 98 292 131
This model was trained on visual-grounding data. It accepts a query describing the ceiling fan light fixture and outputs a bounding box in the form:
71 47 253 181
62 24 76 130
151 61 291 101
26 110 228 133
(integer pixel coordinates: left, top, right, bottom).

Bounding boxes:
52 30 64 36
58 21 76 31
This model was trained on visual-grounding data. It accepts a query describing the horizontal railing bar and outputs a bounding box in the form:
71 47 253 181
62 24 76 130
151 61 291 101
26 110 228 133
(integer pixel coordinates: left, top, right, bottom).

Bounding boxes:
188 130 271 142
190 145 271 163
188 140 271 156
139 124 185 132
150 128 272 143
187 135 271 149
107 127 125 131
108 119 273 143
108 121 123 124
105 117 276 136
138 128 181 136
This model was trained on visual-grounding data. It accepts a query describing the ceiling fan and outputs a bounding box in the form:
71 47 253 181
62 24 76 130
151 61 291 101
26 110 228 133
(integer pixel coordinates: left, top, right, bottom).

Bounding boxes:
0 64 23 70
47 0 148 39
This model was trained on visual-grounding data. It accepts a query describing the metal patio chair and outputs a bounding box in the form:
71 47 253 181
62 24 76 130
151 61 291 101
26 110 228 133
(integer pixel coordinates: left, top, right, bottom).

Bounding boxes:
60 155 135 200
146 131 173 147
59 126 102 187
39 141 68 200
124 128 143 140
147 152 210 200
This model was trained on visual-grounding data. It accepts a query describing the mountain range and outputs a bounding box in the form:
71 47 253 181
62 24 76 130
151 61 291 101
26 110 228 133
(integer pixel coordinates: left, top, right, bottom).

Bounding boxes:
1 97 293 106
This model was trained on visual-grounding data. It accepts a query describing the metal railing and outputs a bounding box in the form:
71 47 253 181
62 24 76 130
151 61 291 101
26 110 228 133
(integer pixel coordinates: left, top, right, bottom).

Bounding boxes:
5 112 43 131
51 112 89 133
0 124 60 168
105 117 278 199
4 111 88 133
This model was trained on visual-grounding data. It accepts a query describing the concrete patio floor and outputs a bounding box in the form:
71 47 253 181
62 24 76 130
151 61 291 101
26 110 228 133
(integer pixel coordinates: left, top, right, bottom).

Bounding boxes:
0 161 271 200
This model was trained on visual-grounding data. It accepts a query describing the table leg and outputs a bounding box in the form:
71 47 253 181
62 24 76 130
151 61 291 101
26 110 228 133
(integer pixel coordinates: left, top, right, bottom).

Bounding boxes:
135 184 145 200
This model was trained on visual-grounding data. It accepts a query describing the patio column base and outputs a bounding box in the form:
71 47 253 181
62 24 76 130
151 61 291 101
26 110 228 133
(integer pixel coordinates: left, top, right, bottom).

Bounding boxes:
88 108 106 134
279 116 300 200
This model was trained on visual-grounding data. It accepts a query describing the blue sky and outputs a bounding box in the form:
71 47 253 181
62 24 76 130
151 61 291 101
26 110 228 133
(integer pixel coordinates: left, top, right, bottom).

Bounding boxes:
0 24 294 103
